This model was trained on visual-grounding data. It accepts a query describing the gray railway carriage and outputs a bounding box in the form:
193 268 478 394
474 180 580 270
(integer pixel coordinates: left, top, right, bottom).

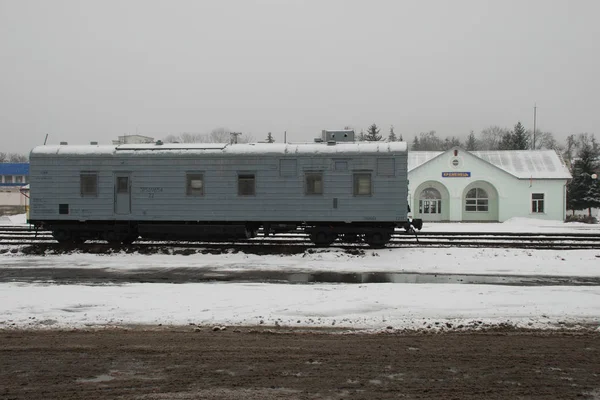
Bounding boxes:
28 141 420 247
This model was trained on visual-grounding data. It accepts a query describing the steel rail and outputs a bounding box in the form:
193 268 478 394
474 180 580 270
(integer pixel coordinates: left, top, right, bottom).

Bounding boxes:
0 227 599 250
1 239 598 250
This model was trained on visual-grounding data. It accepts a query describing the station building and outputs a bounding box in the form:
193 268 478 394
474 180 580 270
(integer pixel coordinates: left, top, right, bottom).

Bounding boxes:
408 147 571 222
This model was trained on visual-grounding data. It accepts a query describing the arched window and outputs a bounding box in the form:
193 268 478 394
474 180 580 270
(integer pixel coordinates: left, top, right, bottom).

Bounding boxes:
419 188 442 214
465 188 488 212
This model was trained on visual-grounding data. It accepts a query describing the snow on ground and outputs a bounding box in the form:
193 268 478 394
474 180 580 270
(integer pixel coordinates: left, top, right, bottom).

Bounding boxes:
2 282 599 331
1 215 599 331
5 213 27 225
423 217 600 233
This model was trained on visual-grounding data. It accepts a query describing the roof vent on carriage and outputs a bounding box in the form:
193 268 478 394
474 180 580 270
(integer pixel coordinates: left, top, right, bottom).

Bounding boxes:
59 141 68 145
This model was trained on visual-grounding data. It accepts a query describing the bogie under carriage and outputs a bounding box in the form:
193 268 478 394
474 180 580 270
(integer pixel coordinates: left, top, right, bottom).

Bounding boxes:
28 141 421 247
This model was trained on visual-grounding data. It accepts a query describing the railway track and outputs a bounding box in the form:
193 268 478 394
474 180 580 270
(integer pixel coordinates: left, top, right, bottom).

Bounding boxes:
0 226 598 250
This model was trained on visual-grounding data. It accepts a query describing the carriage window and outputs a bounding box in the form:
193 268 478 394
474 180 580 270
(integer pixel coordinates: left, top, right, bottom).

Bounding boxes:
334 161 348 171
353 173 372 196
305 172 323 195
531 193 544 213
116 177 129 193
465 187 488 212
238 173 255 196
80 173 98 197
186 173 204 196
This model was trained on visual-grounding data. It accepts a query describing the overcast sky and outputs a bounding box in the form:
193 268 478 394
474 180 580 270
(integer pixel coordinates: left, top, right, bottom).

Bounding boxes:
1 0 599 154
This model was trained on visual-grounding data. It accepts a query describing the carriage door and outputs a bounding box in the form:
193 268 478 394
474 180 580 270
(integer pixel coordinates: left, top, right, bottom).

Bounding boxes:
114 173 131 214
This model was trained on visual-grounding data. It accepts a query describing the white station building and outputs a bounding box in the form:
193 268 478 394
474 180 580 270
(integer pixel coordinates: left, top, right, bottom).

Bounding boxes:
408 147 572 222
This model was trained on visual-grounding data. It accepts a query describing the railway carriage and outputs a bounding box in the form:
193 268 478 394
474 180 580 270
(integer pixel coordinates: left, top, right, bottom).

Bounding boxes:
28 140 421 247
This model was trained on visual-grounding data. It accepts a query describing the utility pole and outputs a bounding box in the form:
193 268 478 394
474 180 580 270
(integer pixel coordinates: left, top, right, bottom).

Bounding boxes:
230 132 242 144
532 103 537 150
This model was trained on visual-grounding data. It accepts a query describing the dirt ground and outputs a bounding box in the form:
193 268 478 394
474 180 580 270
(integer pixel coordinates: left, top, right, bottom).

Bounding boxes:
1 327 599 400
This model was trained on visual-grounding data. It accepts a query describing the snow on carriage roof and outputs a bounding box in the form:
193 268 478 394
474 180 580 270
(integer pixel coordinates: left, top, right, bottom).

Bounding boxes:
408 149 571 179
30 141 408 156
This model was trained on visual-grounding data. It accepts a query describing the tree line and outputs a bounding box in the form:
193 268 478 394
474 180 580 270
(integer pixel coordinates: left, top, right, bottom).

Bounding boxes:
0 152 28 163
163 128 255 144
376 122 554 152
347 122 560 153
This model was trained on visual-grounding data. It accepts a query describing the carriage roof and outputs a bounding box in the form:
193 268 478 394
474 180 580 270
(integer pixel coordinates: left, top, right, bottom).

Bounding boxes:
30 141 408 158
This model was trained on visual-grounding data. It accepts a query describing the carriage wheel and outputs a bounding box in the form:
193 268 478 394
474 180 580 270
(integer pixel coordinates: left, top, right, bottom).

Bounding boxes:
365 231 391 248
310 230 337 247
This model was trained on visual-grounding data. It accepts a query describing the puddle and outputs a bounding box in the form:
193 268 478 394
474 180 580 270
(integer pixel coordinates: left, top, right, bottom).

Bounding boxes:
285 272 600 286
2 267 599 286
77 374 115 383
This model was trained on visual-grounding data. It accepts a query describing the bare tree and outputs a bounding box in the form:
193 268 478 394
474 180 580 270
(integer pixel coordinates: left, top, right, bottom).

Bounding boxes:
163 128 254 144
9 153 28 162
530 131 562 151
209 127 230 143
416 131 442 151
0 152 7 163
179 132 205 143
479 126 511 150
237 133 254 143
163 134 180 143
563 134 577 166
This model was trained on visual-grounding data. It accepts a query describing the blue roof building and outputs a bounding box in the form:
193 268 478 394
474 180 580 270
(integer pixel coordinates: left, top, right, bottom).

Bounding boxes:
0 163 30 187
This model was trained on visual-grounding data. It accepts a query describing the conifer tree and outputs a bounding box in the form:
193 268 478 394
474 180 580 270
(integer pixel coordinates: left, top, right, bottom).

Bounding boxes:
498 132 513 150
567 134 600 216
411 136 420 150
388 125 397 142
512 122 529 150
465 131 477 151
365 124 382 141
442 136 462 150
